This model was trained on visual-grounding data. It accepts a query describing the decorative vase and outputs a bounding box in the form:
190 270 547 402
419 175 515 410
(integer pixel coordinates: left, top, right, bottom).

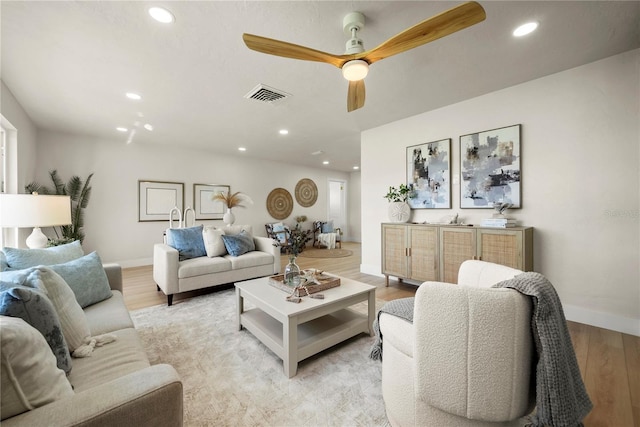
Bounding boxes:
284 255 301 287
223 208 235 226
388 202 411 223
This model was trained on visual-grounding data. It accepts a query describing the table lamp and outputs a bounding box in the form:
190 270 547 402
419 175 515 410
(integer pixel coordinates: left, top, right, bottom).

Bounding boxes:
0 193 72 248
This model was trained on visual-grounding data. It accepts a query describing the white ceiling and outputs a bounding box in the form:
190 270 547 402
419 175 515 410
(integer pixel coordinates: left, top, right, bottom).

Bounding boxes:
2 1 639 172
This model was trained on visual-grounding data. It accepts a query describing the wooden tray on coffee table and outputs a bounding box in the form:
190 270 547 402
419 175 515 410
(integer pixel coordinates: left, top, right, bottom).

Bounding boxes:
268 271 340 297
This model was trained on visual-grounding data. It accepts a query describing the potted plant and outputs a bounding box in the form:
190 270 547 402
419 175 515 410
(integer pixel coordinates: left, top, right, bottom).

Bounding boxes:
211 191 253 225
384 184 413 223
25 170 93 246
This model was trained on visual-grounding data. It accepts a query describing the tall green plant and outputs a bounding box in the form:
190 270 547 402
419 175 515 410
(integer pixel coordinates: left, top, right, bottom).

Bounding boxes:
25 170 93 245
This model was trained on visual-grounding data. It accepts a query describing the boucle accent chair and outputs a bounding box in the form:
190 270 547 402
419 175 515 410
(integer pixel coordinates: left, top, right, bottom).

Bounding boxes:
380 260 535 426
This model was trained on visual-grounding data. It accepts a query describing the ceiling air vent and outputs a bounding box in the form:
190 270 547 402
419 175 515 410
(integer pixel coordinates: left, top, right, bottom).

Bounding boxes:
244 84 291 105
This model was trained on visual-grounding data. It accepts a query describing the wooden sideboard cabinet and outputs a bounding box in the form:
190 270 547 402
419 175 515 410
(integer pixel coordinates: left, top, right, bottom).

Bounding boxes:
381 224 439 286
382 223 533 285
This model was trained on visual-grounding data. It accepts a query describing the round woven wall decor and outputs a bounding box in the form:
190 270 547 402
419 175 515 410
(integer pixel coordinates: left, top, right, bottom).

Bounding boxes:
295 178 318 207
266 188 293 220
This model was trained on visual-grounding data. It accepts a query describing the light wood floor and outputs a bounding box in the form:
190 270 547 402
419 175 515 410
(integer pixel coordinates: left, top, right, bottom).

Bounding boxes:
122 242 639 427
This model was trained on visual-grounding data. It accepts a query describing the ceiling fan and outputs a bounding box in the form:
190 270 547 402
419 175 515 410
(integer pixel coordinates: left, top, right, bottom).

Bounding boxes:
242 1 486 112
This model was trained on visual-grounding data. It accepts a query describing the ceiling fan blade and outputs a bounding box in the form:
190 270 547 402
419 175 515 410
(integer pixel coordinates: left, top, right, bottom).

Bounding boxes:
359 1 486 64
243 34 348 68
347 80 366 112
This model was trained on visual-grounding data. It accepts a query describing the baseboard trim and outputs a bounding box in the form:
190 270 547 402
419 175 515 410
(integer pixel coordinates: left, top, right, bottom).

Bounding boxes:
114 257 152 269
563 304 640 337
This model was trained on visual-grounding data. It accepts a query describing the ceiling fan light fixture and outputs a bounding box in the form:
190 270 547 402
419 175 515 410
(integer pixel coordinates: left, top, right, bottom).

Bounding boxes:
342 60 369 81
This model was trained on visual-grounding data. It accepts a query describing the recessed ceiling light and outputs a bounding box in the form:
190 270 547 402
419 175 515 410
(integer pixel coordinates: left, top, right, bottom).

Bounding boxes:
323 161 330 165
126 92 142 100
311 150 324 156
353 166 360 170
279 129 289 135
513 22 538 37
116 127 128 132
143 124 153 131
238 147 247 152
149 7 175 24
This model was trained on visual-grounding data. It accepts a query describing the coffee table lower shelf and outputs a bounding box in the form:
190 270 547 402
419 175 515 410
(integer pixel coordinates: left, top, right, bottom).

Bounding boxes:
240 307 369 365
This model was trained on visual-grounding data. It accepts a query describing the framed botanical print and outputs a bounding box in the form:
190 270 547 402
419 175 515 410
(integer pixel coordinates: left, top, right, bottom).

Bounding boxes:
460 124 521 208
406 138 451 209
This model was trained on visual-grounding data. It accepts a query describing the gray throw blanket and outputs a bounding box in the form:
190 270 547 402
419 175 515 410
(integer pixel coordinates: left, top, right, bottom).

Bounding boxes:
494 272 593 427
369 297 414 361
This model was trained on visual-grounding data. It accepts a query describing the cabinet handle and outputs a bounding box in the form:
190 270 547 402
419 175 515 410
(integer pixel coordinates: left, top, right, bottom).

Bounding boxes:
408 247 412 257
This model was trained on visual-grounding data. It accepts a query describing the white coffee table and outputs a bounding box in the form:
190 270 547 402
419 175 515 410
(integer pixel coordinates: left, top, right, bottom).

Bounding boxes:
235 274 376 378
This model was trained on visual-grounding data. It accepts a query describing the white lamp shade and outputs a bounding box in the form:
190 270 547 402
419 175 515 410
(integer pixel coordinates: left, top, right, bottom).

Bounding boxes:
342 60 369 81
0 194 72 228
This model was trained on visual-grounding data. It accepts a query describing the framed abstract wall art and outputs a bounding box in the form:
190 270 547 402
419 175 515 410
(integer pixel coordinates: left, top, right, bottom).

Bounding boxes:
460 124 521 208
406 138 451 209
194 184 230 220
138 180 184 222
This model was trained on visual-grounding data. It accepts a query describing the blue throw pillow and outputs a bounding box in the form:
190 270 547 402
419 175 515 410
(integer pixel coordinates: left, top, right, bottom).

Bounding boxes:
221 230 255 257
0 285 72 373
321 221 334 233
0 251 8 272
3 241 84 270
166 225 207 261
48 252 112 308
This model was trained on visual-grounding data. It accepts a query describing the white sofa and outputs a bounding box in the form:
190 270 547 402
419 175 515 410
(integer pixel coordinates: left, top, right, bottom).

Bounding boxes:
1 263 183 426
380 260 535 426
153 225 280 306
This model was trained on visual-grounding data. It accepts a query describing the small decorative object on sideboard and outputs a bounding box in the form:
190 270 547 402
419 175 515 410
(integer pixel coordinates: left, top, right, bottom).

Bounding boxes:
384 184 414 223
482 202 516 227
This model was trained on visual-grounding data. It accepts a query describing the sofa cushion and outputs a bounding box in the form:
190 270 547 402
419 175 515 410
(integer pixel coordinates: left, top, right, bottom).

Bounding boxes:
2 241 84 270
222 224 252 236
178 256 232 279
166 225 207 261
49 252 113 308
67 327 150 393
202 226 227 257
221 230 255 256
0 284 72 374
0 316 74 420
24 267 92 355
83 291 134 336
225 251 274 270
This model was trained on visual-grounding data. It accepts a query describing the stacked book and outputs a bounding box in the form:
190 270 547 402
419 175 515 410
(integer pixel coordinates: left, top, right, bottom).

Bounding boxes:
481 218 517 228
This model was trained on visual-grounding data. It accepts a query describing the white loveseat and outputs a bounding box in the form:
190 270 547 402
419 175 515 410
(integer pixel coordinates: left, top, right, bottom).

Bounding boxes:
153 225 280 306
380 260 535 426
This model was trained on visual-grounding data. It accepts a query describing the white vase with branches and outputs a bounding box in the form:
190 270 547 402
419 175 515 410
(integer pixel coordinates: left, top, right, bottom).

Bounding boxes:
211 191 253 226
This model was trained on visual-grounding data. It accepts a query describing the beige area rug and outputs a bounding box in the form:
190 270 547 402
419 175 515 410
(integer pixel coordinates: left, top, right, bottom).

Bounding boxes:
130 288 389 426
298 248 354 259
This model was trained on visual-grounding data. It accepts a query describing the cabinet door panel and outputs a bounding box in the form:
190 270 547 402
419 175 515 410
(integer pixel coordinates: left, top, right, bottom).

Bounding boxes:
478 230 522 269
408 226 438 282
440 228 475 283
382 225 407 277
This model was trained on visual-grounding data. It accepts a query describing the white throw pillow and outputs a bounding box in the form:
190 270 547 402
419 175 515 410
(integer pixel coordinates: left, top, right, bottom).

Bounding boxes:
202 226 227 257
25 267 115 357
0 316 74 420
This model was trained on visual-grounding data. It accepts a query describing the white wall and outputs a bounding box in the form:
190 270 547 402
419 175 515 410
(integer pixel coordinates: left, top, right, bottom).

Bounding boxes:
33 131 350 266
1 80 39 247
348 171 362 242
361 49 640 335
